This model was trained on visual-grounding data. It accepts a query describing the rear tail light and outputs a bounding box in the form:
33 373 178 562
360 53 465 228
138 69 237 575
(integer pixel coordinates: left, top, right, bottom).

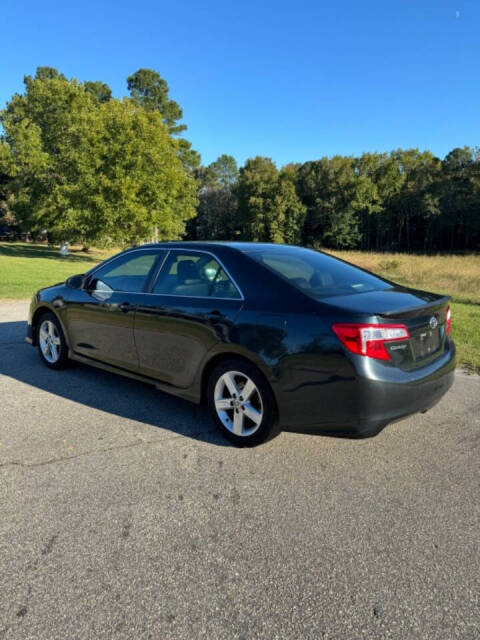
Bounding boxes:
332 323 410 361
446 305 451 335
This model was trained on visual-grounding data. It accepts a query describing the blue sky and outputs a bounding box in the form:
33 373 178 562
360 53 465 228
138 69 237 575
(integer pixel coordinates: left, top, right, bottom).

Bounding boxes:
1 0 478 166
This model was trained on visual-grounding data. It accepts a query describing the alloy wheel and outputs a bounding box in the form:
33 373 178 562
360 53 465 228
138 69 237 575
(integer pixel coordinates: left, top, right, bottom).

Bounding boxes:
39 319 61 364
214 370 264 437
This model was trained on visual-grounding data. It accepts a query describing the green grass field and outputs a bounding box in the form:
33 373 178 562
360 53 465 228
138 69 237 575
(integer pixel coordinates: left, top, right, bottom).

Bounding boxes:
1 242 479 373
0 243 116 299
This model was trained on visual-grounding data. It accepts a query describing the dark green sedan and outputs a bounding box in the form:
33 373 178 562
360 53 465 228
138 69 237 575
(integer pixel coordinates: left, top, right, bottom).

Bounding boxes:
26 242 455 446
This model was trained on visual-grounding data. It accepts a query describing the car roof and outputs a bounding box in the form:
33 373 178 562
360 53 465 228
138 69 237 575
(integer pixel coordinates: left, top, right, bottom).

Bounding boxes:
130 241 305 253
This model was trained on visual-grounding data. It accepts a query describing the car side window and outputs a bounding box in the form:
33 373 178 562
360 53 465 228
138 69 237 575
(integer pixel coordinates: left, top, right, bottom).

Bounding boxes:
90 251 161 293
153 252 241 299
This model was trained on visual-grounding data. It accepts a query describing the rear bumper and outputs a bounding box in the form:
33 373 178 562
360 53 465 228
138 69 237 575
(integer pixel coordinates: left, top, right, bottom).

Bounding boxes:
279 339 456 437
353 349 456 437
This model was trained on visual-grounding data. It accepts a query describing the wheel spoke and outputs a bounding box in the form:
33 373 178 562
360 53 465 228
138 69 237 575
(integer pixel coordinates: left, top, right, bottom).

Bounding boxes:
215 398 231 411
47 322 54 336
232 410 244 435
243 403 262 425
241 378 256 401
223 372 240 398
39 329 48 341
50 343 59 361
51 336 61 346
41 341 49 355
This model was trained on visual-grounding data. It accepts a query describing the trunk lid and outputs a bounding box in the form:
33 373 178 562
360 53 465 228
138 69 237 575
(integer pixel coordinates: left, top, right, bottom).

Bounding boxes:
322 285 450 369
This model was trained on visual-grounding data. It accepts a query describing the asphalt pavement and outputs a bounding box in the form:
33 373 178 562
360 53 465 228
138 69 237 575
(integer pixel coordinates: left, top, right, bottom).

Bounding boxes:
0 300 479 639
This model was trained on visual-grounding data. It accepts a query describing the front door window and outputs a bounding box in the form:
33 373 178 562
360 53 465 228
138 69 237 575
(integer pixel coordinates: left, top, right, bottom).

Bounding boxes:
90 251 161 295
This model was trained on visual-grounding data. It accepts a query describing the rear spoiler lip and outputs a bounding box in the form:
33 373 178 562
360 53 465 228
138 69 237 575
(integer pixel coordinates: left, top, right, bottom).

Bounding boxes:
379 295 451 318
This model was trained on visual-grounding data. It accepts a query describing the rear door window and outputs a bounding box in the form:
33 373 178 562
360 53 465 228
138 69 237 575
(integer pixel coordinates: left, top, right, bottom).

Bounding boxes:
153 251 242 299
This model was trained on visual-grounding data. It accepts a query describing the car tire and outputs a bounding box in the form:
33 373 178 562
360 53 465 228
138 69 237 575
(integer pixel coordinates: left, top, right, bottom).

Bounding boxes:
36 311 69 370
207 359 279 446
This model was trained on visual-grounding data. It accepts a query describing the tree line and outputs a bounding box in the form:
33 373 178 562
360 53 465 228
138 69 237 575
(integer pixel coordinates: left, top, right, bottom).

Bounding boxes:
1 67 479 252
192 148 480 252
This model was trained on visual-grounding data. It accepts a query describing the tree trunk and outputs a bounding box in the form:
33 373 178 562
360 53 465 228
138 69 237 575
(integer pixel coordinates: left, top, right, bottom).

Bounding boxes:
406 212 410 252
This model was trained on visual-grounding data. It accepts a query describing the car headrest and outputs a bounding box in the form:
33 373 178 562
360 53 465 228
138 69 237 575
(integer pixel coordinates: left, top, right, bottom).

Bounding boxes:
310 271 334 287
177 260 199 283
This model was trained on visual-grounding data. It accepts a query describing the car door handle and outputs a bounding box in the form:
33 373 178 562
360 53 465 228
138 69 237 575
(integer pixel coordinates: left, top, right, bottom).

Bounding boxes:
119 302 132 313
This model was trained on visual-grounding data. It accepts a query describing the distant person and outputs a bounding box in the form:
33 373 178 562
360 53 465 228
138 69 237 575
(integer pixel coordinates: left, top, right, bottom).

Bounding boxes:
60 241 69 257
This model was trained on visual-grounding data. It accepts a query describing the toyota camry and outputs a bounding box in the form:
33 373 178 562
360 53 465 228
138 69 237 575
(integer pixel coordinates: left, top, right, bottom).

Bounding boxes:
26 242 455 446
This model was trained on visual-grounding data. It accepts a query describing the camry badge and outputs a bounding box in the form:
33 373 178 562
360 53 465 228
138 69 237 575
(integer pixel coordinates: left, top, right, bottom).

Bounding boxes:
429 316 438 330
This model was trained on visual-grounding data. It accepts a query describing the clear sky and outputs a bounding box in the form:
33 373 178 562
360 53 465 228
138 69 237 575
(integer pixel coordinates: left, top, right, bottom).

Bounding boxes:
1 0 478 167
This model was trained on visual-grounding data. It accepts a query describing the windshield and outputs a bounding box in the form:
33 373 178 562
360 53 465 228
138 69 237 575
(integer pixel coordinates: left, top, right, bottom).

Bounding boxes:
243 246 392 299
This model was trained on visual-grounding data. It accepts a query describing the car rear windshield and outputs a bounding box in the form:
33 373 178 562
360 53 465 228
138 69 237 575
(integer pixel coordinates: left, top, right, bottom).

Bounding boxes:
243 247 392 298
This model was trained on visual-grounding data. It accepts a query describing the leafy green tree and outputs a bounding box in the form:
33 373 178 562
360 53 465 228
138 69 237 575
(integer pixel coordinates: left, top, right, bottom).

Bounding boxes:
296 157 364 248
418 191 441 251
387 149 441 251
127 68 184 131
84 80 112 103
208 155 239 188
127 68 200 172
194 155 238 190
30 66 66 82
438 147 480 251
237 157 282 241
1 73 84 236
237 157 305 243
0 143 16 230
189 155 240 240
194 165 217 190
57 99 197 245
366 152 405 249
277 165 306 244
350 154 383 250
193 187 238 240
1 69 197 245
177 138 201 173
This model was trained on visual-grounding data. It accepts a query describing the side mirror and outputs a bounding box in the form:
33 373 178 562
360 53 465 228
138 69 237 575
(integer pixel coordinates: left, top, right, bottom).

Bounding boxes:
66 274 86 290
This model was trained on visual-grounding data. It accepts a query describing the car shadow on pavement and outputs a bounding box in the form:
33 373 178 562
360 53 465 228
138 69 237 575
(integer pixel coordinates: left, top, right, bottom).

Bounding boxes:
0 320 231 447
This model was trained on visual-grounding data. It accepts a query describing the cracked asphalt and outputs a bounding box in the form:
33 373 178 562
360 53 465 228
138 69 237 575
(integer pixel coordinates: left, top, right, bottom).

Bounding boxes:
0 300 479 639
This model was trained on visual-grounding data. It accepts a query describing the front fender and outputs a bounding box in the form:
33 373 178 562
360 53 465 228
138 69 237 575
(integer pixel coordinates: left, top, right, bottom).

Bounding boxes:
28 296 71 351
